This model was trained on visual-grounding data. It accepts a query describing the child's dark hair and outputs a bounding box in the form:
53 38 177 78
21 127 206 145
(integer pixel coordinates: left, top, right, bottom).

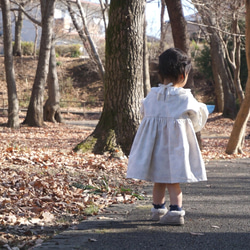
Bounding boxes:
158 48 192 82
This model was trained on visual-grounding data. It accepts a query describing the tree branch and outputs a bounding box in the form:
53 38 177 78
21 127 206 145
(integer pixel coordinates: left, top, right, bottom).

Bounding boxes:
10 0 41 26
186 20 245 37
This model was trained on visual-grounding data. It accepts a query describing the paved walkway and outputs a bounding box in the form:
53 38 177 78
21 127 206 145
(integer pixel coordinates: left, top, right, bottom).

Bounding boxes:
35 159 250 250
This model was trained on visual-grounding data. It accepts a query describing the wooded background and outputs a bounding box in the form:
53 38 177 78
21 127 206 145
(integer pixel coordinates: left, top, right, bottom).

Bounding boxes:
1 0 250 155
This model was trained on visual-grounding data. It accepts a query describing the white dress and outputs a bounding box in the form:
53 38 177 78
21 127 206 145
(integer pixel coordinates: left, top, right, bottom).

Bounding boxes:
126 83 209 183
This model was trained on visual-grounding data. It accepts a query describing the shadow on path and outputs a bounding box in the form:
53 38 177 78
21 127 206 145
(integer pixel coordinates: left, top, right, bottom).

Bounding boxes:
35 159 250 250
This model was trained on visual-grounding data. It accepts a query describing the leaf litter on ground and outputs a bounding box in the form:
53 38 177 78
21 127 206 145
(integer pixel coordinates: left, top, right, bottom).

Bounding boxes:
0 112 249 249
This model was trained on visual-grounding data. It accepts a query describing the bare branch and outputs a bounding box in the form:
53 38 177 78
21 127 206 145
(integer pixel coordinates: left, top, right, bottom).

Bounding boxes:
10 0 41 26
186 20 245 37
99 0 108 33
75 0 105 79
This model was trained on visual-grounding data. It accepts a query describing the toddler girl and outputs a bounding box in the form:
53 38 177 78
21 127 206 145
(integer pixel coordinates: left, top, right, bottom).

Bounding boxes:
127 48 208 225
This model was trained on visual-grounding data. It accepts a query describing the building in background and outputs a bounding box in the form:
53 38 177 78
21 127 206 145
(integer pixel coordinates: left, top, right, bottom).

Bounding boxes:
0 0 105 55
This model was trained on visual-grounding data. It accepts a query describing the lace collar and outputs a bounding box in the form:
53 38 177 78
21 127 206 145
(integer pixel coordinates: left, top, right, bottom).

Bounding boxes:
156 83 190 100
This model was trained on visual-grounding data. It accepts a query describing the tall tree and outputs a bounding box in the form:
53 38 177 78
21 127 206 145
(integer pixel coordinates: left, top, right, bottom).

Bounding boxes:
13 2 24 56
225 3 245 105
165 0 193 89
12 0 63 123
23 0 56 127
209 27 236 118
66 0 105 81
143 10 151 97
159 0 166 53
11 0 41 58
32 5 40 58
99 0 109 32
192 3 226 113
226 0 250 154
1 0 20 128
75 0 145 156
43 38 62 123
192 0 245 118
165 0 188 52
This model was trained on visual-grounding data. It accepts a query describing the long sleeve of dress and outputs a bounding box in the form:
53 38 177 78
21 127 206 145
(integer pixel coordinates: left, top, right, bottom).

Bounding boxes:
181 101 208 132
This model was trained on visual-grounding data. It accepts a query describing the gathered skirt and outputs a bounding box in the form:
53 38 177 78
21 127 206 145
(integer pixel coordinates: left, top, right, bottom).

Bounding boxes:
126 117 207 183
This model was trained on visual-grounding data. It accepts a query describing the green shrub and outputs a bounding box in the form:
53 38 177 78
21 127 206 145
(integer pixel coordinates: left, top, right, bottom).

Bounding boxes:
190 40 200 58
194 44 213 80
21 41 34 56
55 44 81 57
56 61 62 66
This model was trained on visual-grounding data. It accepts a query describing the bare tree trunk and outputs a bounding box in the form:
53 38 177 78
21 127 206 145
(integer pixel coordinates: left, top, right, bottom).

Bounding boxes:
143 12 151 97
13 4 23 57
99 0 108 33
33 6 40 58
44 38 62 123
192 2 224 112
76 0 105 77
165 0 193 89
75 0 145 156
211 54 224 112
232 19 244 104
193 2 237 118
210 32 236 119
221 14 244 106
69 0 105 80
159 0 166 53
66 2 92 57
66 0 105 81
23 0 56 127
165 0 188 52
1 0 20 128
226 0 250 154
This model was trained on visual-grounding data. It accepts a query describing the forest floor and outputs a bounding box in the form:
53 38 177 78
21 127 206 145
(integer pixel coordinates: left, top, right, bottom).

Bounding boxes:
0 56 250 249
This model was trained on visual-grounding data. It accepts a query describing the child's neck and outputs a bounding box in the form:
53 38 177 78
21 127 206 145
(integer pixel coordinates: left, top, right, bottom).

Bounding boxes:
163 79 185 88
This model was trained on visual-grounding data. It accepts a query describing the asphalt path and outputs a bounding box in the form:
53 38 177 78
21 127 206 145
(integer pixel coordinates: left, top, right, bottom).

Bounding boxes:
35 159 250 250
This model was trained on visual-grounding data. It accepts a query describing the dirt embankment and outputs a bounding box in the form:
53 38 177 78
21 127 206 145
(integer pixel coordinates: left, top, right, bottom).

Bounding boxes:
0 56 214 111
0 56 104 111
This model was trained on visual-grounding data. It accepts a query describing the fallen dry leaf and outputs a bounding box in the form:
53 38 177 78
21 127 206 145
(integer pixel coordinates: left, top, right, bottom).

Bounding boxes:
88 238 98 242
0 115 144 248
0 112 249 248
211 225 220 229
190 232 205 236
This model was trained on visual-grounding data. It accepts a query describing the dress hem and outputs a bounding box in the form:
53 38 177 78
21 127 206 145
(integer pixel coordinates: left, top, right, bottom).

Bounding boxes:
126 176 207 183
